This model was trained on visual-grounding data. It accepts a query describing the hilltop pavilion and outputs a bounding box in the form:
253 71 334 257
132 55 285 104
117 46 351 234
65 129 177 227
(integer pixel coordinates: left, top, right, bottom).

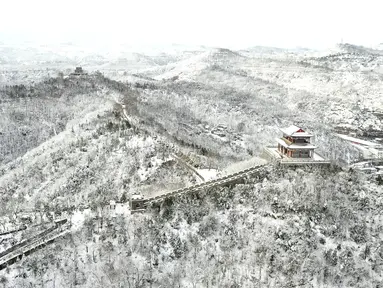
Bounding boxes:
276 125 317 158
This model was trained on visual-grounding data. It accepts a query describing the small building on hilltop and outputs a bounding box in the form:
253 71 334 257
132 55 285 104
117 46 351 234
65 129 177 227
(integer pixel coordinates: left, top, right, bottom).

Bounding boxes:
109 200 117 210
130 194 145 213
70 67 88 76
276 125 317 158
263 125 330 165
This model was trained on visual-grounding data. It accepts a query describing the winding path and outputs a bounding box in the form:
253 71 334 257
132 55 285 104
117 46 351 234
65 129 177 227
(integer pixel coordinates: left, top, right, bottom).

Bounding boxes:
144 163 269 204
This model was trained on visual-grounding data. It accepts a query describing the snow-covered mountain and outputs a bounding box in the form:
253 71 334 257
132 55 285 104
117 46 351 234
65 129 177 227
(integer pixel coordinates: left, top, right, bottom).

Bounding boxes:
2 41 382 135
1 41 383 287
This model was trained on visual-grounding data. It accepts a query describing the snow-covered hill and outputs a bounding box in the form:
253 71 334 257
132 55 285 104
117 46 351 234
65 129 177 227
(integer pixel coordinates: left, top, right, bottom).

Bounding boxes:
1 42 383 287
2 41 382 136
134 48 245 81
0 75 198 215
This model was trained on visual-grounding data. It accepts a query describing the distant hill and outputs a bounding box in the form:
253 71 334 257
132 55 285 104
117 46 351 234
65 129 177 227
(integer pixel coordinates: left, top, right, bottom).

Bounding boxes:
337 43 383 56
135 48 245 81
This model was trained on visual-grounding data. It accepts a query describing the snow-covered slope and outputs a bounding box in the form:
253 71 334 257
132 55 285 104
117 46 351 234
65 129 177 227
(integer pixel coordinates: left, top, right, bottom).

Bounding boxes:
135 48 245 81
133 44 383 137
0 76 197 216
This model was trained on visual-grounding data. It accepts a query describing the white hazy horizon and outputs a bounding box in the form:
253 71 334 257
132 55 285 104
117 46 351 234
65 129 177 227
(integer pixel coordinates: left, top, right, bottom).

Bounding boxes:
0 0 382 50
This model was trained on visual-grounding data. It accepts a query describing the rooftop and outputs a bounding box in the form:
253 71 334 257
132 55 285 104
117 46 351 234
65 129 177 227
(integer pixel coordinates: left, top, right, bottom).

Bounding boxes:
280 125 313 137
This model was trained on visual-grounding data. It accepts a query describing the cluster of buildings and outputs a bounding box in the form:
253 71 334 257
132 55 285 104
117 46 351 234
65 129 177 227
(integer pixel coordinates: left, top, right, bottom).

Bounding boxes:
335 134 383 174
336 134 383 160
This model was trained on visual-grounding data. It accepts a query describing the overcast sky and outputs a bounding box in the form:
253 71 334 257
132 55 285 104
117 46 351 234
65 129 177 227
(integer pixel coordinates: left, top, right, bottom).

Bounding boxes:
0 0 381 49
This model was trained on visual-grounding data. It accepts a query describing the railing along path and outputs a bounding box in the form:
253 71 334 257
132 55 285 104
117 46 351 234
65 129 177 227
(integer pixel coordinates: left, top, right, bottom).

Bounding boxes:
0 220 69 270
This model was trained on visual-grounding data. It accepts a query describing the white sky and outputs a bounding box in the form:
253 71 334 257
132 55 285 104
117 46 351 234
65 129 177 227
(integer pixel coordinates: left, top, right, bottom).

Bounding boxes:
0 0 381 49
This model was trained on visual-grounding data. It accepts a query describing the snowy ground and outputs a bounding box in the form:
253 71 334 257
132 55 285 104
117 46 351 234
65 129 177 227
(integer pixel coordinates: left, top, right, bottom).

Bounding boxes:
70 203 130 232
110 203 130 218
312 153 325 161
222 157 267 175
70 209 91 232
196 169 218 181
134 159 266 199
